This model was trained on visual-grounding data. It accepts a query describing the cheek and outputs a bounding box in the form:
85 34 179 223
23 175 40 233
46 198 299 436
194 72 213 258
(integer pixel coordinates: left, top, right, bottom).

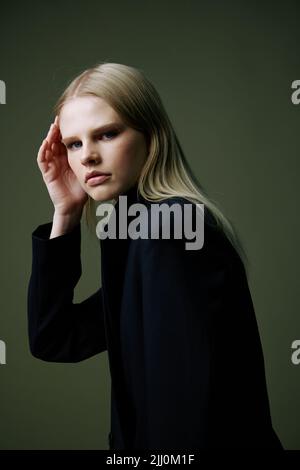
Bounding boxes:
67 155 77 173
113 139 146 173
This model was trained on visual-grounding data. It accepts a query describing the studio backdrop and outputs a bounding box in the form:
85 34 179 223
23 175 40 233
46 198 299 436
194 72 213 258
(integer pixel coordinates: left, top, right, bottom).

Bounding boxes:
0 0 299 450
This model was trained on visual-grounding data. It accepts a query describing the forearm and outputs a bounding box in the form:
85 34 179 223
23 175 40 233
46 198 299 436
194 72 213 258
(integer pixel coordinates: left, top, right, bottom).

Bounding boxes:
27 222 106 362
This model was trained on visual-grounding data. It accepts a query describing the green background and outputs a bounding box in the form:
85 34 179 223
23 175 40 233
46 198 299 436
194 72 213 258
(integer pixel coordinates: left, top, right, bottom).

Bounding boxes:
0 0 299 449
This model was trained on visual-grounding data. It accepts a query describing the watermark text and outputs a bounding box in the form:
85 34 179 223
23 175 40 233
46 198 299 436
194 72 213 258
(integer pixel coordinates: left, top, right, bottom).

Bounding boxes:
0 340 6 364
0 80 6 104
291 80 300 104
96 197 204 250
291 340 300 365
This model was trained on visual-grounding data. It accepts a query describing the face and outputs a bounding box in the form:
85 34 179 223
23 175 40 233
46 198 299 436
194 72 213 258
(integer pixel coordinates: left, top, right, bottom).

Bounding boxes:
59 95 149 201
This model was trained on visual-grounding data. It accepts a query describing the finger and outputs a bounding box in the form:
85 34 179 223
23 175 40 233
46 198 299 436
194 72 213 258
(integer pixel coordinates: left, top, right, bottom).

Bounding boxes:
44 126 54 148
54 125 62 138
53 115 60 131
52 125 60 138
46 124 60 148
55 142 68 160
58 141 67 155
52 124 62 143
53 119 63 140
37 139 48 163
47 121 59 138
45 149 53 162
37 140 49 172
51 142 58 154
46 123 54 140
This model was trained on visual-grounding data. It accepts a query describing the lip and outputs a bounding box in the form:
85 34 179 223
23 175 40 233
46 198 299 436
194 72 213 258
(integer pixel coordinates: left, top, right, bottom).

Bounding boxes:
86 174 111 186
85 170 109 183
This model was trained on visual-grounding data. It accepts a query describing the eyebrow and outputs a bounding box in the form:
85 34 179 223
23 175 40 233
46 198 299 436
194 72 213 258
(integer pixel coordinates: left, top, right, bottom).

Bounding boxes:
61 122 123 144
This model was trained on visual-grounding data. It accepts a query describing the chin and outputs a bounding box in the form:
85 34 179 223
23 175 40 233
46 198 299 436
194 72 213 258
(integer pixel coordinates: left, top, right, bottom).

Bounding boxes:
88 185 120 202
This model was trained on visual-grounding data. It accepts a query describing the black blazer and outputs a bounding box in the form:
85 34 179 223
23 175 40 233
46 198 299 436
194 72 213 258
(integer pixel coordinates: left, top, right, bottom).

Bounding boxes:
27 184 283 450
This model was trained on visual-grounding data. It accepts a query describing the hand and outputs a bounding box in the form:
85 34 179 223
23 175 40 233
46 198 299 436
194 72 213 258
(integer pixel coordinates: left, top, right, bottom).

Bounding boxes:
37 116 88 217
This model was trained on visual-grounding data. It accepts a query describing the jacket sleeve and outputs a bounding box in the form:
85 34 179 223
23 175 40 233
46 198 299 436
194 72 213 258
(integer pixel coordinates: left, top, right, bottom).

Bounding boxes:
27 221 107 363
138 230 226 450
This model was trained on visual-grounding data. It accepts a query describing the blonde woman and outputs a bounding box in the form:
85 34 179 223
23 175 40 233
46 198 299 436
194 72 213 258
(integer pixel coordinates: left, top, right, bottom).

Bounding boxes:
27 62 283 450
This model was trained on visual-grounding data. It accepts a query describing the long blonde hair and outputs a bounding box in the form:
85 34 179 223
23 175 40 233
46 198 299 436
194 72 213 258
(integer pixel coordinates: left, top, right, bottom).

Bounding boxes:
53 62 249 273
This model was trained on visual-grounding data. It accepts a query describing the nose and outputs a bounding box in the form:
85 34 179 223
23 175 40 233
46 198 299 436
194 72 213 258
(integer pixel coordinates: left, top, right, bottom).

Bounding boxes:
80 141 101 166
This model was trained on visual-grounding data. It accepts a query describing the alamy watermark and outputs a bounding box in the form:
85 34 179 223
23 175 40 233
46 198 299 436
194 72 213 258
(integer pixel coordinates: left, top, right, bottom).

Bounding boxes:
291 340 300 365
291 80 300 104
95 196 205 250
0 80 6 104
0 339 6 365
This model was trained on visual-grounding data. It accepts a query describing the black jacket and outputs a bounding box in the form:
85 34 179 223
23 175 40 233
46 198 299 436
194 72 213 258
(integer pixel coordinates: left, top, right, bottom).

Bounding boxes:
27 184 283 450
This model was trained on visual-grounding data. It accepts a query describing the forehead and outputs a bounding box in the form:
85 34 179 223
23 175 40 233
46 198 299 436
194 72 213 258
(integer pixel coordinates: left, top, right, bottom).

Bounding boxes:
59 96 121 132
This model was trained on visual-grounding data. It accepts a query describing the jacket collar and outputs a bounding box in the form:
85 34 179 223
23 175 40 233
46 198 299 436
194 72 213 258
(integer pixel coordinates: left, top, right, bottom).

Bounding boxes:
112 183 144 231
115 182 141 208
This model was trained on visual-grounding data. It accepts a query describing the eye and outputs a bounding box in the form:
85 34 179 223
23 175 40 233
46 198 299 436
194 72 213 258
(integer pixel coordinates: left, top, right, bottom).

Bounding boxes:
101 130 119 140
66 141 81 150
66 130 119 150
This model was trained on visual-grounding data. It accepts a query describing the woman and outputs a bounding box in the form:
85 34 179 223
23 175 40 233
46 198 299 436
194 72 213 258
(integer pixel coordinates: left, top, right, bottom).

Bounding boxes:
27 62 283 450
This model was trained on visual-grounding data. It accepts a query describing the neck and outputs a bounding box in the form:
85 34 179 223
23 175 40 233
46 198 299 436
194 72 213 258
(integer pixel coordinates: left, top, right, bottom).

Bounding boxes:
118 182 140 206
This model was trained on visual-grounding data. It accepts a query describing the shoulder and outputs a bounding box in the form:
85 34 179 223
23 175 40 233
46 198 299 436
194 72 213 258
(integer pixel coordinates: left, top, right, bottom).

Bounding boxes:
131 198 250 301
132 195 237 264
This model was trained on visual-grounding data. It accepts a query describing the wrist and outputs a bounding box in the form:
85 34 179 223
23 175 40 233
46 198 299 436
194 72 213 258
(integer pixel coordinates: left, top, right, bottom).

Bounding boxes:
50 210 82 239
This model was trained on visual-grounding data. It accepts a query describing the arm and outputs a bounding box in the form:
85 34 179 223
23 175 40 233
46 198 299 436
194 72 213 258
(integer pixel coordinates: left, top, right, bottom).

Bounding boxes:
138 232 226 450
27 221 107 363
